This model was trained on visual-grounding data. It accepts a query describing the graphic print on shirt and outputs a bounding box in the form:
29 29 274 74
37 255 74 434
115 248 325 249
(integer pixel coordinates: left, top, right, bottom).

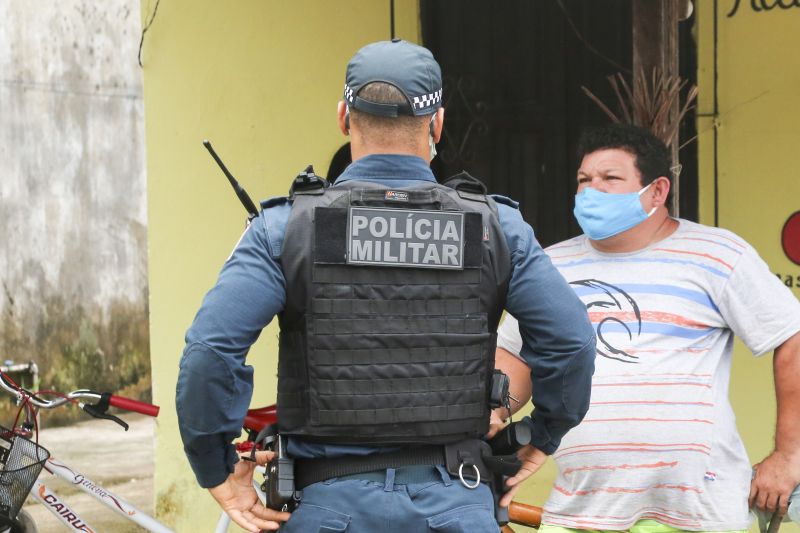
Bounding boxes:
570 279 642 364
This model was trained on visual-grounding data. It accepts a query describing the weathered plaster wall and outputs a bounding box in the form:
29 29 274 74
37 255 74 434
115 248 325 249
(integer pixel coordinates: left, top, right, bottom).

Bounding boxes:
0 0 147 351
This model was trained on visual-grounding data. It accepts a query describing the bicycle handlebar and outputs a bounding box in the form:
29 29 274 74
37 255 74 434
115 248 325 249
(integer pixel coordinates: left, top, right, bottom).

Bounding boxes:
109 395 160 417
0 371 159 417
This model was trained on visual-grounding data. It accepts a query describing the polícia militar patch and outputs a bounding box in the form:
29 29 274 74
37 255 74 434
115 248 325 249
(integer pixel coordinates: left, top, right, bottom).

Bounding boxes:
347 207 464 269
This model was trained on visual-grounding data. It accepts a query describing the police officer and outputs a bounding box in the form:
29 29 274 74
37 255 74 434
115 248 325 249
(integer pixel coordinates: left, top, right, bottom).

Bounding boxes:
176 40 596 532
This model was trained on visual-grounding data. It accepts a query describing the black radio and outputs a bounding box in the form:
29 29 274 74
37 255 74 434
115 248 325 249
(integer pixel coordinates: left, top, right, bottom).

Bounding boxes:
262 435 301 512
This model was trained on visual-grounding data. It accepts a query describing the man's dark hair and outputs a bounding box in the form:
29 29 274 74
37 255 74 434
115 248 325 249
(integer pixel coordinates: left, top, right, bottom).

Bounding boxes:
576 123 671 186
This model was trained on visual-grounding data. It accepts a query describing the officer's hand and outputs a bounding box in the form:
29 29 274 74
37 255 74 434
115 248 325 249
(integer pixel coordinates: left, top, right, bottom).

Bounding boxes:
499 444 547 508
485 408 507 440
750 450 800 517
208 450 292 532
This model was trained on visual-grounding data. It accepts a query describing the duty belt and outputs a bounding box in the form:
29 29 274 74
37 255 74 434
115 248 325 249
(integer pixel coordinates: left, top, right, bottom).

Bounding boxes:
294 439 519 491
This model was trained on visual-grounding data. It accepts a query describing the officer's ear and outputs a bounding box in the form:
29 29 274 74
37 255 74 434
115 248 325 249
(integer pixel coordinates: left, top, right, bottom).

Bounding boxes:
431 107 445 143
337 101 350 136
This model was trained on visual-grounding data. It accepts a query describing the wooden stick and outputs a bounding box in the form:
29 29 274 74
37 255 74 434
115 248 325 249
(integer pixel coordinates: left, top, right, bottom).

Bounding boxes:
508 501 543 528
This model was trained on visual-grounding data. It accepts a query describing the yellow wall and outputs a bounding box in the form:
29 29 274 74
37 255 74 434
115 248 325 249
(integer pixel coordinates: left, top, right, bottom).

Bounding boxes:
697 3 800 532
142 1 799 530
140 1 419 529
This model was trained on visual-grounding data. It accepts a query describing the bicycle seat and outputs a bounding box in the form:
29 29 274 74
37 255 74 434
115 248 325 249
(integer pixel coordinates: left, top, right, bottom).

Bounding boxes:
244 405 277 432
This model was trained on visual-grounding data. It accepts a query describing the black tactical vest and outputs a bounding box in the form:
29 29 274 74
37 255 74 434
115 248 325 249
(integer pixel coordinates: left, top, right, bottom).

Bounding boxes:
276 174 511 445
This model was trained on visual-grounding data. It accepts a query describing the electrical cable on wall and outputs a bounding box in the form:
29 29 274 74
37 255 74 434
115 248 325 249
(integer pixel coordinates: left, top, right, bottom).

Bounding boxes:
390 0 396 39
138 0 162 67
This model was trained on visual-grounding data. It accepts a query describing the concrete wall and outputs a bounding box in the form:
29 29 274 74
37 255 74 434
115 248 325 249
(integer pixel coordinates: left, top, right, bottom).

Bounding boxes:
0 0 147 349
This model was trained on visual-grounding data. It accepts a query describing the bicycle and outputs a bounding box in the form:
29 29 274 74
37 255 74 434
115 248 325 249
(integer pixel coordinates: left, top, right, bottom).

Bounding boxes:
215 403 544 532
0 362 174 533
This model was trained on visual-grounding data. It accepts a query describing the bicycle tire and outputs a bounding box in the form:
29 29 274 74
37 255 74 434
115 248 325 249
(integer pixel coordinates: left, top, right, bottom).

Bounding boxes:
0 510 37 533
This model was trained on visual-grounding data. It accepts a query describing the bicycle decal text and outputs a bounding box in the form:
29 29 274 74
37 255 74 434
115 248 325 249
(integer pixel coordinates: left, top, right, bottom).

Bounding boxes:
38 485 95 532
72 473 136 516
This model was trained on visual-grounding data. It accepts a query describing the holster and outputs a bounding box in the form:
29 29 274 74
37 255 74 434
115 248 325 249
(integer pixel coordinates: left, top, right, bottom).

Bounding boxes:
442 439 523 526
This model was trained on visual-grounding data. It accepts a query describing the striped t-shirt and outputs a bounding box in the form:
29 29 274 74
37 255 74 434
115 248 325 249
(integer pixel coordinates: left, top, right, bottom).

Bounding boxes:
497 219 800 531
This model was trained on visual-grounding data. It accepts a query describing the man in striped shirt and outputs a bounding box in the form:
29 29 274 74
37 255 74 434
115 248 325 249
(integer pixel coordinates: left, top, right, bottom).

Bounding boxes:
495 124 800 533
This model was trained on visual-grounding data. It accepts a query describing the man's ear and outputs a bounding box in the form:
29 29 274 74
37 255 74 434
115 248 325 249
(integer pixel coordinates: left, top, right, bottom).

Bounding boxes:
337 101 349 136
431 107 445 143
651 176 671 207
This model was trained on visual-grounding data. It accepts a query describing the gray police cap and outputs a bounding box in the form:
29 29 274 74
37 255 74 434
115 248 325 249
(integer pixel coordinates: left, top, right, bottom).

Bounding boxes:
344 39 443 118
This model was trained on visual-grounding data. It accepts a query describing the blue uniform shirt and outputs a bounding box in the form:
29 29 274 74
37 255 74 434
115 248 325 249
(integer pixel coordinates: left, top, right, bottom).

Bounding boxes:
177 154 596 488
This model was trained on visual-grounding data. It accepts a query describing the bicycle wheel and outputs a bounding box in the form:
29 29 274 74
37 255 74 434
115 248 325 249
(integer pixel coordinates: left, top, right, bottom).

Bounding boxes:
0 509 37 533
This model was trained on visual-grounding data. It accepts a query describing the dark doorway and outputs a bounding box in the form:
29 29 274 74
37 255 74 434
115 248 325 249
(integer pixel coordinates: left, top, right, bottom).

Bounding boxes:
421 0 697 247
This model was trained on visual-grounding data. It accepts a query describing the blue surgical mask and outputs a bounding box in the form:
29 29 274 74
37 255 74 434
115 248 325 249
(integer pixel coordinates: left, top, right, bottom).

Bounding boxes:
573 184 656 240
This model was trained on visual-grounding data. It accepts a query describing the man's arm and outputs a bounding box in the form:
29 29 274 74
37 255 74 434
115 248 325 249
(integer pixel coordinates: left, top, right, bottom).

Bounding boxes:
487 347 533 439
750 331 800 516
176 204 291 530
495 204 595 505
495 346 533 417
498 204 595 454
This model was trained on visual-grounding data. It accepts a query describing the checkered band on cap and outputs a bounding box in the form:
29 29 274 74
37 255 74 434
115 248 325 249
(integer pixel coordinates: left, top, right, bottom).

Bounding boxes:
344 84 355 104
412 88 443 112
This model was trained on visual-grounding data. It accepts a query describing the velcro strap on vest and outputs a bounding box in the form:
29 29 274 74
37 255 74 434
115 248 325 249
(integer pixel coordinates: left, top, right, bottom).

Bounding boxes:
317 402 484 426
294 446 446 489
316 374 482 396
312 344 485 366
311 297 482 316
313 317 487 335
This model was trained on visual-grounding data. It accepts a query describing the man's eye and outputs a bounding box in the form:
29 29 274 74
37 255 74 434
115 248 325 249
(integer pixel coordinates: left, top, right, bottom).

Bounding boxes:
577 177 590 184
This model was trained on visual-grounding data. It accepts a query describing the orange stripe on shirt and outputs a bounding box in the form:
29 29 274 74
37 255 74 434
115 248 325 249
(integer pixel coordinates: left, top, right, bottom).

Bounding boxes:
555 447 711 459
602 372 712 378
550 251 589 260
623 347 712 354
582 417 713 424
546 506 706 521
591 400 714 407
562 461 678 476
682 230 745 248
594 381 711 388
553 483 703 497
651 248 734 269
587 310 711 329
557 441 711 452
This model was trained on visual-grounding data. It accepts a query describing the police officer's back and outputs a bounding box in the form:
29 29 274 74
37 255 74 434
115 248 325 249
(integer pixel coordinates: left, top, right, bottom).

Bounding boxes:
176 40 596 532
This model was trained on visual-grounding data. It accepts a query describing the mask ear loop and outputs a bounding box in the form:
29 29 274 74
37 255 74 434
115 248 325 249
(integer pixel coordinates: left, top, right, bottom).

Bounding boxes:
428 115 437 160
638 182 658 216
